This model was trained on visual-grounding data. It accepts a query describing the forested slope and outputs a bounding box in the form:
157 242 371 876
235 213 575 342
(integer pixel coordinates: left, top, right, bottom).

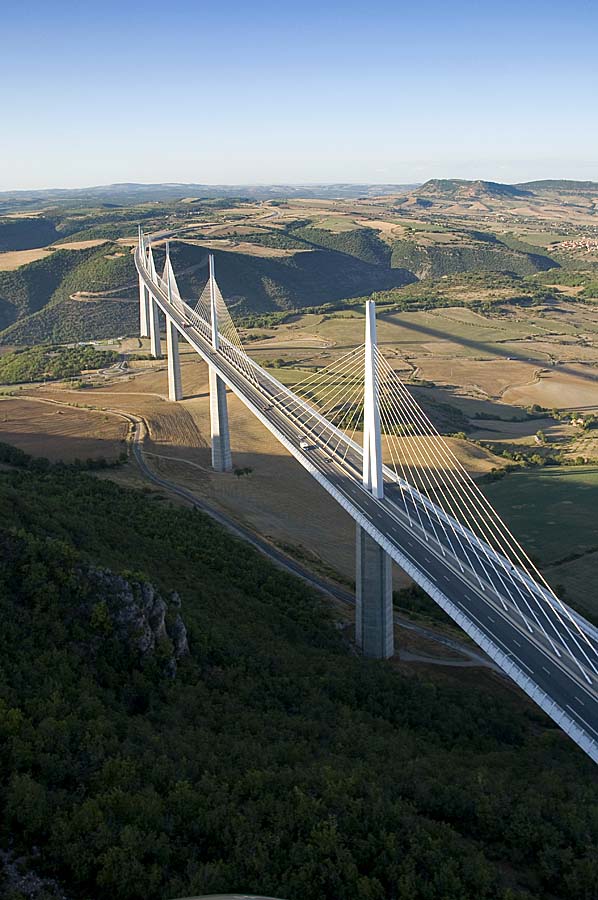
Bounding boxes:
169 243 415 314
0 244 137 344
0 451 596 900
0 216 61 251
0 246 100 331
390 240 557 278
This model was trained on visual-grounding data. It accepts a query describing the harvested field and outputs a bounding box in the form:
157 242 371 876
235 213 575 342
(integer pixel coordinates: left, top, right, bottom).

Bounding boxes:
415 358 538 397
181 238 304 258
53 239 108 250
0 396 127 460
0 248 53 270
502 364 598 410
378 434 503 480
470 417 575 446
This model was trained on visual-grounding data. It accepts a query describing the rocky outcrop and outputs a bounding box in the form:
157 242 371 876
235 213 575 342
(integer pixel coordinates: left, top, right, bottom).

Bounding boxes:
82 567 189 675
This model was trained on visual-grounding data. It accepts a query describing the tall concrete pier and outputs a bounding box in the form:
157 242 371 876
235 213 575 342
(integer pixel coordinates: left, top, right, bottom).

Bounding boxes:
149 295 161 358
166 317 182 401
138 275 150 338
209 366 232 471
356 525 394 658
356 300 394 659
163 246 183 401
208 254 232 471
137 228 150 338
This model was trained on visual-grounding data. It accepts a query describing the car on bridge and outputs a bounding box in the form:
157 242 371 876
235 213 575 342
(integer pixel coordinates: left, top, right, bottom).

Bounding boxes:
299 439 315 450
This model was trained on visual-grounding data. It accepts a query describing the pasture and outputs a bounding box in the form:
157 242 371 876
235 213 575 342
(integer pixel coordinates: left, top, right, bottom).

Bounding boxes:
485 466 598 565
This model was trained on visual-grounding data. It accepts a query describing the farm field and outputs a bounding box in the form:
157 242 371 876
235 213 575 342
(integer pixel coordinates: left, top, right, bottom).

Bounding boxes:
0 247 53 269
243 301 598 419
0 395 127 459
502 364 598 410
485 466 598 613
546 550 598 618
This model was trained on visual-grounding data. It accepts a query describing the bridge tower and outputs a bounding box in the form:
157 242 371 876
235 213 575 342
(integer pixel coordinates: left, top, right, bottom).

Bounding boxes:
145 241 162 359
208 254 232 472
137 227 150 339
356 300 394 659
164 244 183 401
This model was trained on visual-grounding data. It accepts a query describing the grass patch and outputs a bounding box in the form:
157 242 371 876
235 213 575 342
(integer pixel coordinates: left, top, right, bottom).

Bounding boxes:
485 465 598 567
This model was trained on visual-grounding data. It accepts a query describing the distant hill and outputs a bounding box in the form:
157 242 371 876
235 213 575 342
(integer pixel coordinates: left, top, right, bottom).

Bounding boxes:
415 179 533 200
168 242 415 315
0 182 418 214
390 239 556 279
516 179 598 194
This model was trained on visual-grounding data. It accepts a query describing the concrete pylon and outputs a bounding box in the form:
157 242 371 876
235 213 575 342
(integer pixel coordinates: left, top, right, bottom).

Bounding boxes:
208 254 232 471
163 245 182 401
149 294 161 358
209 366 232 471
138 276 150 338
356 524 394 658
356 300 394 659
138 227 150 338
166 317 182 401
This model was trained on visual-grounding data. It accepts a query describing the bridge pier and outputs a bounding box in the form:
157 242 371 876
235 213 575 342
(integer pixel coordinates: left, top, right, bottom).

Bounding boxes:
355 525 394 659
206 253 232 471
149 294 161 358
355 299 394 659
166 316 182 401
138 275 150 338
209 367 232 471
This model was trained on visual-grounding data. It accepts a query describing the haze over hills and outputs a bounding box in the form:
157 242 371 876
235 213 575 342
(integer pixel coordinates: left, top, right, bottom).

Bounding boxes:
2 178 598 216
0 182 419 214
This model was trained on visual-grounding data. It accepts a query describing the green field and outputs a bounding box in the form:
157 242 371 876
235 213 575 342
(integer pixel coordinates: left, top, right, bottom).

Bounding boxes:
485 466 598 614
486 466 598 564
311 215 357 231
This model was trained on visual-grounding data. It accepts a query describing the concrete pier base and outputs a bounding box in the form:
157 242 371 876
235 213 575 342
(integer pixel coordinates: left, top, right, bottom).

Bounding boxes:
209 366 232 471
355 524 394 659
166 317 182 401
149 295 161 358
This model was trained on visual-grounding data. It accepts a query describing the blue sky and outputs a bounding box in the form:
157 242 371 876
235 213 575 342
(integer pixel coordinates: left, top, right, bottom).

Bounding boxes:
1 0 597 189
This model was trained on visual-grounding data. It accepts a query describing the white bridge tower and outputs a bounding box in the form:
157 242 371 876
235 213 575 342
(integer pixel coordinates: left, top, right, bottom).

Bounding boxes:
356 300 394 659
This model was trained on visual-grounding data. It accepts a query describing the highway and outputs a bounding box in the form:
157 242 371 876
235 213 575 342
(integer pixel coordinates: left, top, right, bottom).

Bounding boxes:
136 248 598 763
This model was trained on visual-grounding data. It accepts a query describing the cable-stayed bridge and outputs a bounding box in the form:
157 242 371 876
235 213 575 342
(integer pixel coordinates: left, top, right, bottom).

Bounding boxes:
135 229 598 765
